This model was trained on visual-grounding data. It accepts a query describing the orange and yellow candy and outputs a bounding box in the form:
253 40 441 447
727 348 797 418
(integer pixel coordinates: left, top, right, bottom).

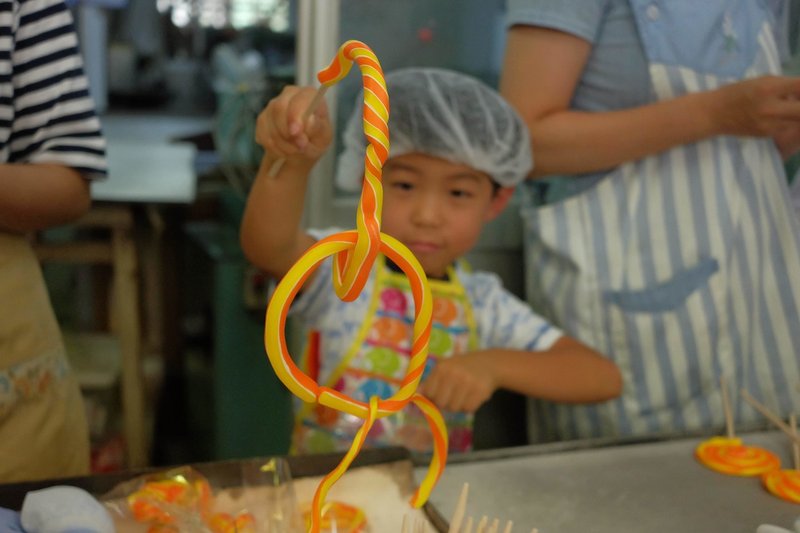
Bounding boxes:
263 40 448 533
302 501 368 533
127 473 255 533
762 469 800 504
695 436 781 476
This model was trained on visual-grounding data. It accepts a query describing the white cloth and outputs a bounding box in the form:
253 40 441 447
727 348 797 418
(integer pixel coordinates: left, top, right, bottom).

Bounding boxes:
21 486 114 533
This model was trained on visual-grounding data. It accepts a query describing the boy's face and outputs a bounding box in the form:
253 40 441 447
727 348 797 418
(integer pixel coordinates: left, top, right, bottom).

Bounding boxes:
380 153 514 278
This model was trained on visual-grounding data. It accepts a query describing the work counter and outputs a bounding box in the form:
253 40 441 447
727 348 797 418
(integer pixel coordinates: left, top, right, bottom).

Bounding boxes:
1 432 796 531
419 431 799 533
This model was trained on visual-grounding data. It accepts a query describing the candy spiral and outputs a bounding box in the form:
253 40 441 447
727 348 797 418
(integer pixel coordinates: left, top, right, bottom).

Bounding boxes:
695 437 781 476
762 469 800 504
263 40 448 533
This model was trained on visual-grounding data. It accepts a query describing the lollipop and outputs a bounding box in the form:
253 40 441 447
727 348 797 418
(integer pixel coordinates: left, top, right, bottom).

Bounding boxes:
263 40 448 533
762 469 800 504
695 436 781 476
758 410 800 504
695 377 781 476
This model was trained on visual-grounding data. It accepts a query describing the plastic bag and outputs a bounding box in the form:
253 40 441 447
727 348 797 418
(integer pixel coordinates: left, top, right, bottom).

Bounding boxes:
101 458 298 532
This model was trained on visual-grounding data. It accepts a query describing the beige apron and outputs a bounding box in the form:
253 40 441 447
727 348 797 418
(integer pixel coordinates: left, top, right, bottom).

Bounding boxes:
0 232 89 482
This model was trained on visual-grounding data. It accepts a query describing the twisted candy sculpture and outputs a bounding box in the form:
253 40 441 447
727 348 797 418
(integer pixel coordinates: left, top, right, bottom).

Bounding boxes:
263 40 448 533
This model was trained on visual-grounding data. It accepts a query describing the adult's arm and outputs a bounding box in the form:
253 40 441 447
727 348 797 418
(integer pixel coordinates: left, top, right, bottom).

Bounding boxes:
0 164 90 233
500 26 800 178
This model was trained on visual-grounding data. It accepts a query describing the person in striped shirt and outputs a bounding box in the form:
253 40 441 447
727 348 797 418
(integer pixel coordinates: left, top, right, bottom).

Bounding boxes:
0 0 106 481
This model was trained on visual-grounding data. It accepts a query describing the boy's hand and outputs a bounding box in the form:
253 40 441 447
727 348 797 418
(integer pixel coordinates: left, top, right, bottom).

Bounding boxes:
418 352 497 413
256 85 332 164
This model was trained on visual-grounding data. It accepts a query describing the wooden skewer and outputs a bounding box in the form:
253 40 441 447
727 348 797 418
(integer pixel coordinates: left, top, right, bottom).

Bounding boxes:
475 515 489 533
267 85 330 177
462 516 474 533
447 483 470 533
740 389 800 447
502 521 513 533
720 375 735 438
789 413 800 470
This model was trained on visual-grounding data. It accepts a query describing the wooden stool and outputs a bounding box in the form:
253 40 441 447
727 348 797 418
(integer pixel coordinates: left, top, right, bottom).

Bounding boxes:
34 205 147 468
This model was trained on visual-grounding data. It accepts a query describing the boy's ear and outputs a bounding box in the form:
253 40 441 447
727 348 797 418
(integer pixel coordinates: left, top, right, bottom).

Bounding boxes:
485 186 515 221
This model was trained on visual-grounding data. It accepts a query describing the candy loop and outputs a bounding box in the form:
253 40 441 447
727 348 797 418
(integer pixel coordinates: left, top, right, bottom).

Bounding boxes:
263 40 448 533
265 232 433 417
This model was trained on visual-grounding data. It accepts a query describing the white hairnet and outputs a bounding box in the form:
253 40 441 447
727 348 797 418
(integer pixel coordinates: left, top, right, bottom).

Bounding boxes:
335 68 533 192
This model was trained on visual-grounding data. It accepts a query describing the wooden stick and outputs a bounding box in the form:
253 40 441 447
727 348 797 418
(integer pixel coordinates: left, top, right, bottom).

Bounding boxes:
740 389 800 447
791 413 799 471
475 516 489 533
720 375 734 438
267 85 330 177
502 521 513 533
462 516 474 533
487 518 499 533
448 483 470 533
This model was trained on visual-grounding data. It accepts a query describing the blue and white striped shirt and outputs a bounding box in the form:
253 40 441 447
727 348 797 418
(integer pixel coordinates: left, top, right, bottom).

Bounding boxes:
0 0 105 177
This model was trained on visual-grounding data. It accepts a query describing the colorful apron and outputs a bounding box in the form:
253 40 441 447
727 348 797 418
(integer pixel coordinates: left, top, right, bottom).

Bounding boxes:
0 232 90 482
523 0 800 441
292 256 478 454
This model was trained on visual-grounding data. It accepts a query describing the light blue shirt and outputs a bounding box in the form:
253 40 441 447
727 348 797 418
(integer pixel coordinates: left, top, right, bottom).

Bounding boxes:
506 0 790 201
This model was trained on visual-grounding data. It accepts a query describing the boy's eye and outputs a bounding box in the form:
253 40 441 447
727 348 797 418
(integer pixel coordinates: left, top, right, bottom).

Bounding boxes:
390 180 414 191
450 188 473 198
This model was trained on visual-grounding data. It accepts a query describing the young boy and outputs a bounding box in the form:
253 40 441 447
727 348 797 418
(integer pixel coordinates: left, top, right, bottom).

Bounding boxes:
241 68 621 454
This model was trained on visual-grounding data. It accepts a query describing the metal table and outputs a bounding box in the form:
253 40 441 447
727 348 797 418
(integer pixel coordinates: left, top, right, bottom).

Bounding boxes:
419 431 799 533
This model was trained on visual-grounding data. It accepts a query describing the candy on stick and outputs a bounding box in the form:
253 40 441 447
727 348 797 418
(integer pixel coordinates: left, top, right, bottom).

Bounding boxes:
695 377 781 476
762 462 800 504
760 411 800 504
262 40 448 533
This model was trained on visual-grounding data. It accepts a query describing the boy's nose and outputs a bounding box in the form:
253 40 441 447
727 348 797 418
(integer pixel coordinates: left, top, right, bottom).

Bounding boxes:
410 195 443 226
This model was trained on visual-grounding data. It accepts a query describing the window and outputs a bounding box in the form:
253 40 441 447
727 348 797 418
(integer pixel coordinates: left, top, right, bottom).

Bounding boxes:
157 0 289 30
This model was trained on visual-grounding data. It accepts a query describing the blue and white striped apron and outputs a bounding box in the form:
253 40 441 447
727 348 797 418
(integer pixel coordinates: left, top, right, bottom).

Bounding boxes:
523 0 800 441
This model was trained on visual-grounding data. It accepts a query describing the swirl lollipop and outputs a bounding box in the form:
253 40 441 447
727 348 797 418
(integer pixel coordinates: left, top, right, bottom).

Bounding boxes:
763 468 800 504
695 377 781 476
759 412 800 504
695 436 781 476
263 40 448 533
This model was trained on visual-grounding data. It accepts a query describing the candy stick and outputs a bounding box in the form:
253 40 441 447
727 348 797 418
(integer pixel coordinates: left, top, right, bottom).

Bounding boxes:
462 517 474 533
741 389 800 448
267 85 330 177
447 483 469 533
792 414 799 470
720 375 734 438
